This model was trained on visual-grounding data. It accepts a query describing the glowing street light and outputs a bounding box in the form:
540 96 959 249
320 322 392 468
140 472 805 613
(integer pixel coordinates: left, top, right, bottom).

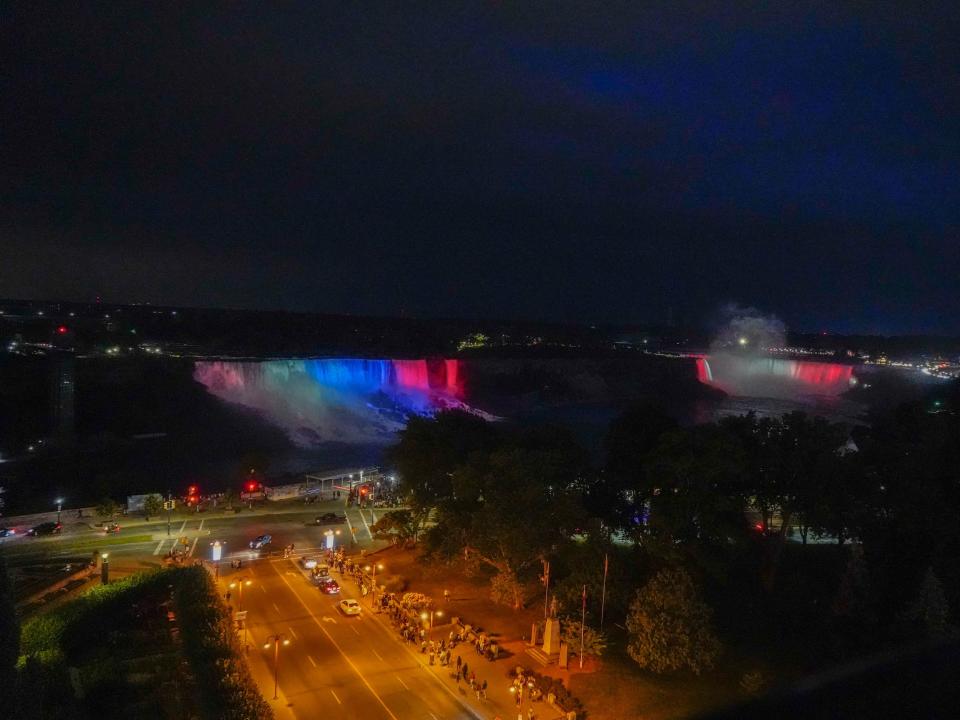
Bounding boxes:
421 609 443 629
229 577 252 648
365 563 384 607
738 336 749 346
55 498 64 524
263 633 290 700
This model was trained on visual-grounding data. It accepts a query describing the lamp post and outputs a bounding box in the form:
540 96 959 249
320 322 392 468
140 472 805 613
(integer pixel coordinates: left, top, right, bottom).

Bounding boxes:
364 563 384 607
100 552 109 585
421 609 443 630
509 679 535 712
263 633 290 700
55 498 64 525
229 577 252 647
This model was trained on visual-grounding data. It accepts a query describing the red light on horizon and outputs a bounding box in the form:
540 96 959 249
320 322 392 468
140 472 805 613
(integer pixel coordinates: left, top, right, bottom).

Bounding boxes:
57 325 68 334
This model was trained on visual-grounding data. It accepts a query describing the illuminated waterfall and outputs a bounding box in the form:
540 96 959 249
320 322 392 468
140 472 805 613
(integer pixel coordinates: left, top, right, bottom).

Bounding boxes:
194 358 466 445
695 354 854 398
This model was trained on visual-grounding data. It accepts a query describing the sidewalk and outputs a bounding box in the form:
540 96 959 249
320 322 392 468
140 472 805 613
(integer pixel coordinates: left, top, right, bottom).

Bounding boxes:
368 607 565 720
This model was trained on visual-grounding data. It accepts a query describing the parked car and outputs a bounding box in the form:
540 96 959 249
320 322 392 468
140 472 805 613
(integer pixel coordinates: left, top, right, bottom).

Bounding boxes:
314 513 346 525
299 556 319 570
249 534 272 549
27 522 62 536
0 528 16 537
338 598 361 615
318 577 341 595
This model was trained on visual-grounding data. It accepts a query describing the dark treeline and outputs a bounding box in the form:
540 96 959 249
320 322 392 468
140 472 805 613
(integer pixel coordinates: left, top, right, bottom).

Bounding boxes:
388 379 960 678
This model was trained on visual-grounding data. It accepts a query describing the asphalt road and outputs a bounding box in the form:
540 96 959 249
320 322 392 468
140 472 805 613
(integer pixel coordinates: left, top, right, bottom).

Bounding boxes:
234 556 475 720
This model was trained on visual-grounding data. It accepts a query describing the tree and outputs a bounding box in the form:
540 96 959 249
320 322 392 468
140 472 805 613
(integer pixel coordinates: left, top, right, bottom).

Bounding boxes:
422 428 589 609
560 617 607 658
222 487 238 510
626 567 721 675
95 498 120 519
595 403 678 531
902 567 955 642
0 553 19 694
388 410 499 538
371 510 420 546
142 494 163 520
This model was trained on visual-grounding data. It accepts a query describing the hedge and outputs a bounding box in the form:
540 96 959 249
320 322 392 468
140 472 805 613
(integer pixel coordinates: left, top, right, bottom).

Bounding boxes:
16 566 273 720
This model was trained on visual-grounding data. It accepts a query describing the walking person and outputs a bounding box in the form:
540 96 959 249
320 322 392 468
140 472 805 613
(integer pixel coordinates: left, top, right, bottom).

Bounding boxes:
456 655 462 673
481 679 488 700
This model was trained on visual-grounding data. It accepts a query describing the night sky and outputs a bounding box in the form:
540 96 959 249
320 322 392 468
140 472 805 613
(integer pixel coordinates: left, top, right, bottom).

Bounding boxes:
2 3 958 334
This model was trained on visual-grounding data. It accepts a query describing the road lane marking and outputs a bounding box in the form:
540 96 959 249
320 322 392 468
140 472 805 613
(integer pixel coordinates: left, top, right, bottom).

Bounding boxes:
260 584 266 593
288 626 297 639
198 519 204 532
307 654 317 667
394 675 410 691
322 616 337 624
430 714 439 720
359 509 373 540
344 514 354 538
275 565 400 720
188 536 199 557
272 603 281 613
177 519 187 536
152 539 166 555
330 690 342 705
372 649 385 662
351 625 360 635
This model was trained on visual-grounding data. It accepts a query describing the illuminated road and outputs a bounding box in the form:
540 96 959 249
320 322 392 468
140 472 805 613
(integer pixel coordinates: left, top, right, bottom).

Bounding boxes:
233 557 476 720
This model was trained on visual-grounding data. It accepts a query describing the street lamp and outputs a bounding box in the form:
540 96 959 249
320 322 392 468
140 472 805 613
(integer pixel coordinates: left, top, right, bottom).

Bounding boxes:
100 552 109 585
509 679 535 712
229 578 252 647
421 609 443 630
55 498 64 525
263 633 290 700
364 563 384 607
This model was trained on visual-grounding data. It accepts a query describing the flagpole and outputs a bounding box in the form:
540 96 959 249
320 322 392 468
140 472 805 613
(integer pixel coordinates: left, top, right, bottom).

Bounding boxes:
580 584 586 669
600 553 609 630
543 559 550 620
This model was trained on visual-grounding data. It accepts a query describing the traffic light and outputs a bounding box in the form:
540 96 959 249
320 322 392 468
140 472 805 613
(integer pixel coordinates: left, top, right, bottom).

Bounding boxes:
246 480 259 493
56 325 69 335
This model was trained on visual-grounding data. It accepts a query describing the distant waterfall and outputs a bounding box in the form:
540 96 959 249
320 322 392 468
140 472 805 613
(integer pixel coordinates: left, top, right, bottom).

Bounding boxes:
194 358 469 445
694 353 854 398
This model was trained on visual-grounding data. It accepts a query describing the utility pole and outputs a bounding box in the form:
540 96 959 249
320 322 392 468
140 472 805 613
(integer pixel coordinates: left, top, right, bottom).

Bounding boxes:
166 492 172 537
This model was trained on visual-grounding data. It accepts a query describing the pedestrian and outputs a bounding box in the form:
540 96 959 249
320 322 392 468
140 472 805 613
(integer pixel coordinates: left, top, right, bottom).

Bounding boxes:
469 670 476 689
456 654 462 672
481 679 487 699
462 662 468 679
527 708 535 720
444 588 450 603
429 650 435 665
420 639 427 654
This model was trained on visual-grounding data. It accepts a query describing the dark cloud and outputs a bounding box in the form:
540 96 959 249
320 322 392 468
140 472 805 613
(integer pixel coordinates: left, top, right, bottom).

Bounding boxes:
2 2 958 332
